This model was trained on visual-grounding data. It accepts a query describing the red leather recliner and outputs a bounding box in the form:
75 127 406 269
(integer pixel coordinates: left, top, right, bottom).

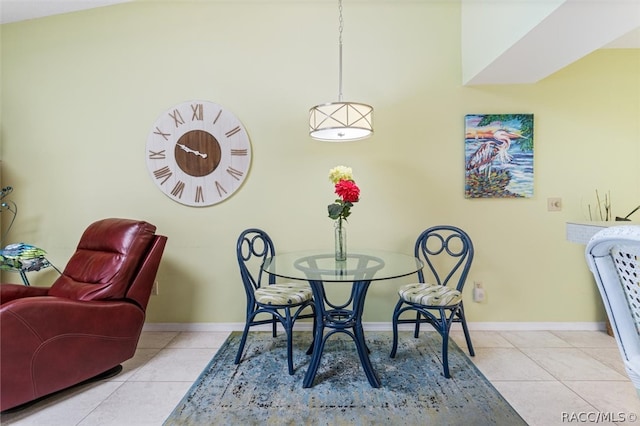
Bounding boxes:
0 218 168 412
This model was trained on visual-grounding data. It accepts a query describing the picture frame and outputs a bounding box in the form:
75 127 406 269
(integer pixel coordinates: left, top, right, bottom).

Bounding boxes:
465 114 534 198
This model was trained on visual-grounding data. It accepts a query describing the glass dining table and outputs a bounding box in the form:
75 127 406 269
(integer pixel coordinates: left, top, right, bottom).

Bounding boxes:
262 249 423 388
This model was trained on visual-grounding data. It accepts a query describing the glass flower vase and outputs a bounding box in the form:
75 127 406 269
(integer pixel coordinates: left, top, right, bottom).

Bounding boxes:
334 219 347 261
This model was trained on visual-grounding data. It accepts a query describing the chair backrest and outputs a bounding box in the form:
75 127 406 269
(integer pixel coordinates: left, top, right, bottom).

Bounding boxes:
586 225 640 372
237 229 277 299
414 225 474 292
49 218 159 302
126 234 168 310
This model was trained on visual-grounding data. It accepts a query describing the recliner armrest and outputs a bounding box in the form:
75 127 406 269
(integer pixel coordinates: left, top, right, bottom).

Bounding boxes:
1 296 145 340
0 283 50 305
1 296 147 411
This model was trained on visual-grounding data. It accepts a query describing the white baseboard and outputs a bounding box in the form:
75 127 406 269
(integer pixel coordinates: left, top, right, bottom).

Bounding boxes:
142 321 607 332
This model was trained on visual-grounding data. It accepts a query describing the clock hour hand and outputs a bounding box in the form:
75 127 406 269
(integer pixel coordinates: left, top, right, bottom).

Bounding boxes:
177 143 208 159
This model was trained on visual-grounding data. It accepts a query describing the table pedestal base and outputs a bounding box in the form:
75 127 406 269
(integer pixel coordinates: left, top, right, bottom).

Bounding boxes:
303 279 381 388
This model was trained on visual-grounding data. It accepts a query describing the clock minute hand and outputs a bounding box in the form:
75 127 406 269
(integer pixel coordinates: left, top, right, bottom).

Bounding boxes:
177 143 208 159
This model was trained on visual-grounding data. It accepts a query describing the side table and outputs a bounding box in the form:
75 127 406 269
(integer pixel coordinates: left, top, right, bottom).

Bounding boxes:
0 243 61 286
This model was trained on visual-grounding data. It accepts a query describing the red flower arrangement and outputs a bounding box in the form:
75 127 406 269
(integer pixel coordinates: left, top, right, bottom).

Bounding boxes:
327 166 360 221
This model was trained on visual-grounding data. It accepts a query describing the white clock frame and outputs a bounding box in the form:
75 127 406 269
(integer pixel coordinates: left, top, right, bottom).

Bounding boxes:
146 100 251 206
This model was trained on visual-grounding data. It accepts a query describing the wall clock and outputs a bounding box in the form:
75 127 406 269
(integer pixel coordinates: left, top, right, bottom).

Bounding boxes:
146 100 252 206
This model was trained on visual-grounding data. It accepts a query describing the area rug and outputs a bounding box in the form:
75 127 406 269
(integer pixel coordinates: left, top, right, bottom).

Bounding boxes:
164 331 526 425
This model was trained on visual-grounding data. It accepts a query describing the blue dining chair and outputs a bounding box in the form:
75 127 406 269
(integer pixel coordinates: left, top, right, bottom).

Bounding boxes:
390 225 475 378
235 228 315 375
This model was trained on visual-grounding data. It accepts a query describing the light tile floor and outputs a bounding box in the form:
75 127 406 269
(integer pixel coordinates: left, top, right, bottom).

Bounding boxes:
1 330 639 425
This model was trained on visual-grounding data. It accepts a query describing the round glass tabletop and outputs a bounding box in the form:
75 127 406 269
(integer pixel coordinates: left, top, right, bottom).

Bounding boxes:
262 249 423 282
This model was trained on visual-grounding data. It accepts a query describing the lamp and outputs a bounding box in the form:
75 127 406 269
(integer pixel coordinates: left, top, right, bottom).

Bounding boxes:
309 0 373 142
616 205 640 221
0 186 16 244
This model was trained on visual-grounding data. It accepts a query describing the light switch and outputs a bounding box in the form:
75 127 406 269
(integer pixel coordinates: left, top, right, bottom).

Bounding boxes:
548 198 562 211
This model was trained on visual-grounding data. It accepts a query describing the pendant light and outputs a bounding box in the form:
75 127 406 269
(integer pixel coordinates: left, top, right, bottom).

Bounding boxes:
309 0 373 142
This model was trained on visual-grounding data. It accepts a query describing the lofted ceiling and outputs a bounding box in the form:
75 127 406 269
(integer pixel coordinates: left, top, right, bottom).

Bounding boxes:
0 0 638 85
0 0 132 24
461 0 640 84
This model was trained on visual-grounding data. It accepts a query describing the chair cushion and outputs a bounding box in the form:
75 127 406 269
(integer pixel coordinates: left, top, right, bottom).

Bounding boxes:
398 283 462 306
255 282 312 306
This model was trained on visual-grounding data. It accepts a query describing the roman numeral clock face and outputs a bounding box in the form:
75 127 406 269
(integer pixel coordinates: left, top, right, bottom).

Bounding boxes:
146 101 252 206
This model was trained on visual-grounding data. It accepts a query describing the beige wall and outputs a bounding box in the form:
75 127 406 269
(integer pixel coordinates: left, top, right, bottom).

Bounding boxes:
1 1 639 325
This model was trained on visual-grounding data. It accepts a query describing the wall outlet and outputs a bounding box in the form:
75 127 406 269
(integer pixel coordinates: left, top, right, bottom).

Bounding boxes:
151 281 159 296
472 281 485 303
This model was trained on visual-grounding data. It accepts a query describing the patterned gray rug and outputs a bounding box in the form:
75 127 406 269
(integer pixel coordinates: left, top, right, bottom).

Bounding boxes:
164 331 526 425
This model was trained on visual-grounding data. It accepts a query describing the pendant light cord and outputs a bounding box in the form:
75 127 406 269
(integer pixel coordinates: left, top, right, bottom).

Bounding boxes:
338 0 344 102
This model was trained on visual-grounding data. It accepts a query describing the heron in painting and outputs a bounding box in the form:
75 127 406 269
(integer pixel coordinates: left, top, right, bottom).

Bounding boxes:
465 129 521 176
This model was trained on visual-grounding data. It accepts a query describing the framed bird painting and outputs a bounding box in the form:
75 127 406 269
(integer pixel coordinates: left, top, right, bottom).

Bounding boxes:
464 114 534 198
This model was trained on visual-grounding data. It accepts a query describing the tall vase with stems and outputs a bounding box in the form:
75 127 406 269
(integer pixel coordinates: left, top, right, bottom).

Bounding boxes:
334 218 347 261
